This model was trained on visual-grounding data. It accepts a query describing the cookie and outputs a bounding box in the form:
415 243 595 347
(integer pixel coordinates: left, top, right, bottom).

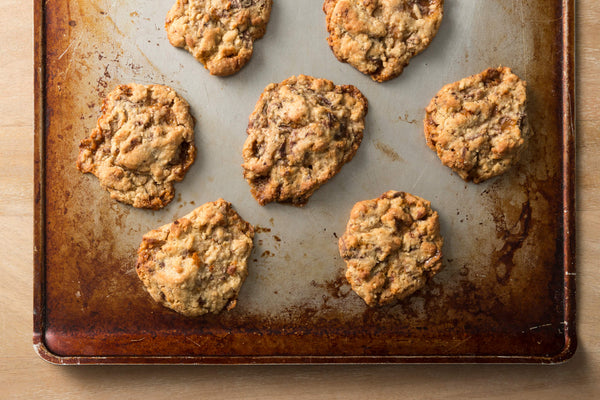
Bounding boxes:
77 83 196 209
135 199 255 317
339 191 443 306
166 0 272 76
242 75 368 206
424 67 531 183
323 0 444 82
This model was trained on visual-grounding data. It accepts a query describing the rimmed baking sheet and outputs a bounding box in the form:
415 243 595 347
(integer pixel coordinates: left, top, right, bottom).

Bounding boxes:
34 0 575 364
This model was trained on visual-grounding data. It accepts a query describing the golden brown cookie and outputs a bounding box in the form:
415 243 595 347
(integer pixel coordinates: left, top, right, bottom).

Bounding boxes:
424 67 531 183
77 83 196 209
242 75 368 206
323 0 444 82
135 199 255 317
166 0 272 76
339 191 443 306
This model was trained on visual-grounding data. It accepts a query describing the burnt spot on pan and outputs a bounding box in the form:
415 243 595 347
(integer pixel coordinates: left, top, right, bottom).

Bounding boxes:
254 225 271 233
491 200 532 285
310 276 351 300
260 250 274 258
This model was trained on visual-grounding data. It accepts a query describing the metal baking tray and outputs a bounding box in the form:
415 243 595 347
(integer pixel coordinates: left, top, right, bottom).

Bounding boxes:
34 0 575 364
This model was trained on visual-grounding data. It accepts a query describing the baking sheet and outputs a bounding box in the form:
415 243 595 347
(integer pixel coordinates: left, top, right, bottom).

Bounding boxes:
34 0 575 364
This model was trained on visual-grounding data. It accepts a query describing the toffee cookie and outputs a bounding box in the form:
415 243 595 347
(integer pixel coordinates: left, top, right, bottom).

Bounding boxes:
424 67 531 183
242 75 368 206
77 83 196 209
136 199 255 317
166 0 272 76
339 191 443 306
323 0 444 82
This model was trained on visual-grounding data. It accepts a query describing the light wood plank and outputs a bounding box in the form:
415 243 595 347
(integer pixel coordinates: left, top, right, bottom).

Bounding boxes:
0 0 598 398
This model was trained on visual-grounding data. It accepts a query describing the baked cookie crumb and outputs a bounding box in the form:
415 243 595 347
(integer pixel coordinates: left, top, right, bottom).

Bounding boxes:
136 199 254 317
77 83 196 209
424 66 531 183
339 190 443 306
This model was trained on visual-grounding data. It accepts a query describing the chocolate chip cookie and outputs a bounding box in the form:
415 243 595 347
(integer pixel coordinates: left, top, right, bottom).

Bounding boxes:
323 0 444 82
339 191 443 306
242 75 368 206
136 199 255 317
77 83 196 209
166 0 272 76
424 67 531 183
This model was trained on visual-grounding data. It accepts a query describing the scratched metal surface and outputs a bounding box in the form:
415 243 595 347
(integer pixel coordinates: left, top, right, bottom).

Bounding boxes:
35 0 575 363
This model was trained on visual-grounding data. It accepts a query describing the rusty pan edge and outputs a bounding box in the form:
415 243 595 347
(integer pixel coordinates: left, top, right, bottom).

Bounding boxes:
554 0 577 364
33 0 50 364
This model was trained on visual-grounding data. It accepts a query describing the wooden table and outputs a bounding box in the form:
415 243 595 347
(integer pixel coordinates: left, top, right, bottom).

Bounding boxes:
1 1 598 398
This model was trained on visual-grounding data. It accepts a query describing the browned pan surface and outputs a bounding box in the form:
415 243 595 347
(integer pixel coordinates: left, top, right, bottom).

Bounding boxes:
34 0 575 364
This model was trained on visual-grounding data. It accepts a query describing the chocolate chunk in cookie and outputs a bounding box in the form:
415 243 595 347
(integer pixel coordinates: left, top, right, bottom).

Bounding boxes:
339 190 443 306
77 83 196 209
323 0 444 82
242 75 368 206
424 67 531 183
136 199 255 317
166 0 272 76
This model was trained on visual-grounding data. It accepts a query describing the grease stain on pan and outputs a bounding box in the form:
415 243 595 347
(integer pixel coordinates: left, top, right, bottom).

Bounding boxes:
398 113 418 124
373 140 404 163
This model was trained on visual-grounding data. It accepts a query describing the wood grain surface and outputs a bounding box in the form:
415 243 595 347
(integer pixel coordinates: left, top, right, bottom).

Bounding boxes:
0 1 598 398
